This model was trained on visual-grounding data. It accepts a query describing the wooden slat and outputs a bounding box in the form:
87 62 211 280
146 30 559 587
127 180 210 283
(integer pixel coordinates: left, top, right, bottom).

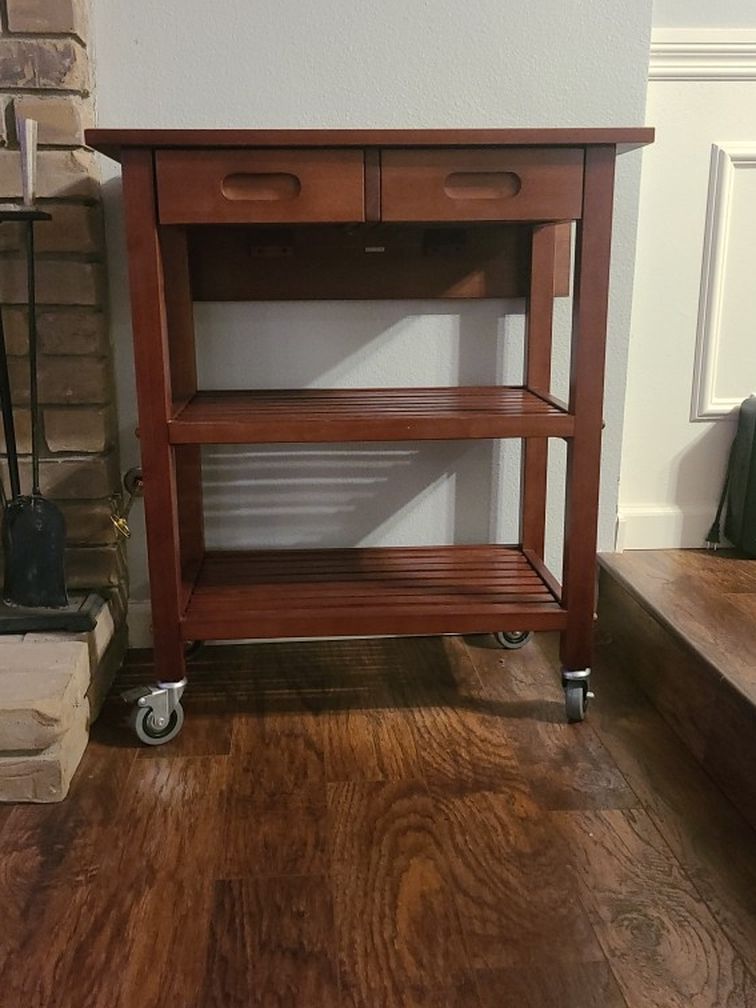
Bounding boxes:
181 545 566 640
522 223 558 557
169 387 573 444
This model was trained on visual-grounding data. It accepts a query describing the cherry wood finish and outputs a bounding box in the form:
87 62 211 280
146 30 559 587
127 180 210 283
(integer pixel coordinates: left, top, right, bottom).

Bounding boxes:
182 545 566 641
364 148 381 222
381 148 584 222
521 224 558 556
169 387 573 444
158 226 205 597
92 128 652 686
120 148 188 682
87 126 655 161
156 149 365 224
559 146 616 671
186 222 573 301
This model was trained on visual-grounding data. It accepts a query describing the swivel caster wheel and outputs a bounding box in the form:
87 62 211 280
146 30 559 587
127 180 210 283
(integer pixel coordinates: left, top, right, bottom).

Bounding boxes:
495 630 533 650
129 701 184 745
122 677 187 746
562 670 594 724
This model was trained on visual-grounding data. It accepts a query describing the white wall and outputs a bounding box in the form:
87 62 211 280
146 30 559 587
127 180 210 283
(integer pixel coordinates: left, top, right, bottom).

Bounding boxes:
92 0 652 641
618 28 756 548
654 1 756 28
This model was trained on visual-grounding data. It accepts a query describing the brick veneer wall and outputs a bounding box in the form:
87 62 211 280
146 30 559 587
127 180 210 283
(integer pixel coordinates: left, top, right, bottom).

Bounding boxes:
0 0 126 617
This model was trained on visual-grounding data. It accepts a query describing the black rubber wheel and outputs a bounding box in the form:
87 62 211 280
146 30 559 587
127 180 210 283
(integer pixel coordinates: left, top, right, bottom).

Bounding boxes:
130 702 184 745
564 685 587 723
494 630 533 650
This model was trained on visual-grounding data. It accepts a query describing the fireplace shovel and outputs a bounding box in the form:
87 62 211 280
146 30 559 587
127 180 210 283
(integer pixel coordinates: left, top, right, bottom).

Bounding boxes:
2 118 67 609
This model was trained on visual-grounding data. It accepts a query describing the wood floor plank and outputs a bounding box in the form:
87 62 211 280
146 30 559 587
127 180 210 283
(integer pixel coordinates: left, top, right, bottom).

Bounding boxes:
464 634 639 810
398 637 525 793
202 876 339 1008
0 733 139 984
328 780 478 1005
553 807 756 1008
591 641 756 977
225 684 327 877
230 710 325 803
431 785 603 971
1 755 226 1008
475 960 629 1008
224 795 327 878
324 707 422 782
5 631 756 1008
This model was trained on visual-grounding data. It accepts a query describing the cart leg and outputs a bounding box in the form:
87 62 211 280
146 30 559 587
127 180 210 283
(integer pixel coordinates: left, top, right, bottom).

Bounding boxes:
558 146 617 724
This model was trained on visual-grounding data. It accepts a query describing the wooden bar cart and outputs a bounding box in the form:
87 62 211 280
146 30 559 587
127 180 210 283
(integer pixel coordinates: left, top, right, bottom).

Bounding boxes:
88 128 653 743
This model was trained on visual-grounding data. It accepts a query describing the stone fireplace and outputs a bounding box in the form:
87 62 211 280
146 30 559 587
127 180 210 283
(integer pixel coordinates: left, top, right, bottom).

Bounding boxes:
0 0 127 800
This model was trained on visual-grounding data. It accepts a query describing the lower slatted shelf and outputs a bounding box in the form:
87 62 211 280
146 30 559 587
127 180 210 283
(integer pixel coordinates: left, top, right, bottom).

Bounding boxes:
169 387 573 443
181 544 566 640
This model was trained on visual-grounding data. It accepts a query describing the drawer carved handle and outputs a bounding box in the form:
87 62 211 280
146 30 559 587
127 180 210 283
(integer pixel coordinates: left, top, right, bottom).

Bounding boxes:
221 172 302 202
444 171 521 201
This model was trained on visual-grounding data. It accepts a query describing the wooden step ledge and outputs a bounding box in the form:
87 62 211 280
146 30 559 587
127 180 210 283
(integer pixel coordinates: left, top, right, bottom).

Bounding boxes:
597 549 756 833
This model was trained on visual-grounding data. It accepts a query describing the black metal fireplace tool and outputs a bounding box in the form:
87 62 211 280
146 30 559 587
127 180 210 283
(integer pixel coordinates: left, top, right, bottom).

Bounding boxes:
0 118 100 632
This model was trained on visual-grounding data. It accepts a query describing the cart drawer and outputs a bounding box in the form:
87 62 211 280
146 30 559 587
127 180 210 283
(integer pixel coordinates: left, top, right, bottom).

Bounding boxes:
156 149 365 224
380 147 584 222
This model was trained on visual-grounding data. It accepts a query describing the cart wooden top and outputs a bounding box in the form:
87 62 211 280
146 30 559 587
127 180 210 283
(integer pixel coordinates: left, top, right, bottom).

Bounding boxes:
86 127 655 162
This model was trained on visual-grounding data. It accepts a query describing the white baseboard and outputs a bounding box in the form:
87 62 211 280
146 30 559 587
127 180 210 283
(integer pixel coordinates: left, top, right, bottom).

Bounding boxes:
616 504 714 551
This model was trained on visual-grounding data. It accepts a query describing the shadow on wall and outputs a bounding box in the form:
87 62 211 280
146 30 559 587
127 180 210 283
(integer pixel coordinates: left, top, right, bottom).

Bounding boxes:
195 300 526 550
673 418 737 543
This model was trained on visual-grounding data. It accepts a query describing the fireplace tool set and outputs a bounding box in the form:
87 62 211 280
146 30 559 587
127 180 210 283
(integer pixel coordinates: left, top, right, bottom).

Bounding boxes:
0 118 98 631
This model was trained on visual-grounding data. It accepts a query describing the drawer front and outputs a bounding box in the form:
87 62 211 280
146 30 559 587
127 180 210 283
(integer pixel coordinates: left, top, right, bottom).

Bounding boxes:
156 149 365 224
381 148 584 222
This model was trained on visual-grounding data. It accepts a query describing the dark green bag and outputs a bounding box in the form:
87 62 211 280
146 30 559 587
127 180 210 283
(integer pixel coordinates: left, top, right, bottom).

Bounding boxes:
707 395 756 556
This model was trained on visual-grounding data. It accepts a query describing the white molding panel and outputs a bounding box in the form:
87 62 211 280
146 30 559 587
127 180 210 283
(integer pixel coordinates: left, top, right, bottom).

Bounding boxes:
692 141 756 420
616 505 716 551
619 31 756 549
650 29 756 80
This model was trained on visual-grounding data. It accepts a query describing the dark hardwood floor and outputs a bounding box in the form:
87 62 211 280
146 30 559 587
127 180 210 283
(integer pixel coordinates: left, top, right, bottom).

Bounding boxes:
2 630 756 1007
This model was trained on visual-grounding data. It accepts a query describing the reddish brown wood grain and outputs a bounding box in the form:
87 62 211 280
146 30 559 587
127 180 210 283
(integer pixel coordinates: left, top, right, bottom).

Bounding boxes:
364 148 381 222
187 222 551 302
108 128 631 690
86 126 655 162
169 387 574 444
522 223 558 557
120 147 187 683
381 147 584 222
158 225 205 608
156 148 365 224
560 145 617 672
181 546 567 641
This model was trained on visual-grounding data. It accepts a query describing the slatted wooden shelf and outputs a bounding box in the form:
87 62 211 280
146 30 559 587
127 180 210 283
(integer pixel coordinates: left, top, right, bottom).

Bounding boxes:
181 545 567 640
169 387 573 443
